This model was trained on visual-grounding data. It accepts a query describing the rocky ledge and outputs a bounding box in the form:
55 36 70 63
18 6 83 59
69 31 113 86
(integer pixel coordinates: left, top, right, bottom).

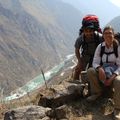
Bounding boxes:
3 72 114 120
4 81 85 120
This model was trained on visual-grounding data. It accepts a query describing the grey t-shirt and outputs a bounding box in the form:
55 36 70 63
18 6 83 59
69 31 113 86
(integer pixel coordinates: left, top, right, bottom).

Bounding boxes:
74 31 102 68
74 31 103 56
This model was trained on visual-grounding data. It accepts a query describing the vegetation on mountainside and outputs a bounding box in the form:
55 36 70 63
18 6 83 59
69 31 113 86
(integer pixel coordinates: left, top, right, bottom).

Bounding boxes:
0 0 82 95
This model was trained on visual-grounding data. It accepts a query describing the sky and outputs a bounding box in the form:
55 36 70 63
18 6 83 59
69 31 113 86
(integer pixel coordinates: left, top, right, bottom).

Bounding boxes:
110 0 120 7
62 0 120 27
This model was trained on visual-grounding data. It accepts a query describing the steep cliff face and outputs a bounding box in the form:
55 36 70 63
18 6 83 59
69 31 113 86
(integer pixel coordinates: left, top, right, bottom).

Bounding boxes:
0 0 82 95
108 16 120 32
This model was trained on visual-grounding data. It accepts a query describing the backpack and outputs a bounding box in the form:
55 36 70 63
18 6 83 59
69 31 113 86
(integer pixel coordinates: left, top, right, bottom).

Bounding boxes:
114 32 120 43
80 32 102 68
100 32 120 61
81 31 101 47
79 14 102 35
79 15 102 67
80 15 102 53
100 41 118 65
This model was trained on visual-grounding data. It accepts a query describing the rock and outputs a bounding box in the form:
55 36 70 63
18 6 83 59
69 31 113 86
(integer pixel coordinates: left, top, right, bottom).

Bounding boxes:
4 105 51 120
47 105 68 119
54 105 68 119
38 81 84 108
100 98 114 115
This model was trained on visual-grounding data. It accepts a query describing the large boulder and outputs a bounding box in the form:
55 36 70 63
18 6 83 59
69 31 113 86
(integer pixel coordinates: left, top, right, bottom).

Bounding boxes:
4 105 51 120
38 81 84 108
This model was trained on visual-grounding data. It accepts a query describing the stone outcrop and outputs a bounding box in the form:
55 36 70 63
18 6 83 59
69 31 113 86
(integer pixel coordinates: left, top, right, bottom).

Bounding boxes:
38 81 84 108
0 0 82 95
4 81 84 120
4 105 51 120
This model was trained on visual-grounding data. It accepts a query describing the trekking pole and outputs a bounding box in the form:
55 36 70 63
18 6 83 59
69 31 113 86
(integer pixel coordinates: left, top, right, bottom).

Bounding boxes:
85 63 91 95
41 69 48 89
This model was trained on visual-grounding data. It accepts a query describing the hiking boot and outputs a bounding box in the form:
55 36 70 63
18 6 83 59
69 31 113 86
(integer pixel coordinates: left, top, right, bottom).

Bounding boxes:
114 109 120 120
86 93 101 102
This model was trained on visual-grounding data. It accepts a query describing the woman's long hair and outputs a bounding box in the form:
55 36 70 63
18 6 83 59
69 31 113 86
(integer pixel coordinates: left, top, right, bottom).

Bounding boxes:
103 25 119 47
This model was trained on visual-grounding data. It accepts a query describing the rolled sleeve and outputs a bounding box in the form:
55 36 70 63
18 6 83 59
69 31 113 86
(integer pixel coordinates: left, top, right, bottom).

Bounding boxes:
74 35 83 49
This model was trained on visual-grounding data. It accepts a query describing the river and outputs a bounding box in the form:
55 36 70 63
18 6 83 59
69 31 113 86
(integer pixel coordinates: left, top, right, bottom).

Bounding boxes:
3 54 75 102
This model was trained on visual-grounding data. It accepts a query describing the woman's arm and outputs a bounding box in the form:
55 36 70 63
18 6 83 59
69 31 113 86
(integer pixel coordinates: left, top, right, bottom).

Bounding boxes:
93 43 107 82
92 43 102 68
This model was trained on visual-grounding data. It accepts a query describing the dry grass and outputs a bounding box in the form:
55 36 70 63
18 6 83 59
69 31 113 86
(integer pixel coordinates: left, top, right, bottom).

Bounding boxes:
0 86 45 119
0 70 72 119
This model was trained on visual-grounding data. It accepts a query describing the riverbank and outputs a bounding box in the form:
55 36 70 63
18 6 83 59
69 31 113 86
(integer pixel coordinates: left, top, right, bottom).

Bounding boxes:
46 55 76 86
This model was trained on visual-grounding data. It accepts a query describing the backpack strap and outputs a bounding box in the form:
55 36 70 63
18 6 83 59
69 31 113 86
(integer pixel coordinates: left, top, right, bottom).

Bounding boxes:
100 43 118 65
82 31 101 48
81 35 88 52
94 31 103 47
104 51 114 63
113 43 118 58
100 43 105 57
100 43 105 65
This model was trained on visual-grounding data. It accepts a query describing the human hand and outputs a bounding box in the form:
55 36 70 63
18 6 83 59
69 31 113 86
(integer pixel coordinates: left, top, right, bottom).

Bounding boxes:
104 74 117 86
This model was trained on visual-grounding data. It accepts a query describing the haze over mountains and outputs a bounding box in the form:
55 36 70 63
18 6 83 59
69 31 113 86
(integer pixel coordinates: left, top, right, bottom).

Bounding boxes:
108 16 120 32
62 0 120 27
0 0 82 95
1 0 120 96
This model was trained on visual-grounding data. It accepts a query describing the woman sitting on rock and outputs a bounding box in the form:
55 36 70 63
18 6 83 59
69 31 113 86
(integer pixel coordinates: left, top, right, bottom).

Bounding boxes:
87 25 120 119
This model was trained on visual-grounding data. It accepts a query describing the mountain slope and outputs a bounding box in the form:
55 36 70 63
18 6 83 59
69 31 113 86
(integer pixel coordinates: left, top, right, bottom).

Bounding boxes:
0 0 82 95
108 16 120 32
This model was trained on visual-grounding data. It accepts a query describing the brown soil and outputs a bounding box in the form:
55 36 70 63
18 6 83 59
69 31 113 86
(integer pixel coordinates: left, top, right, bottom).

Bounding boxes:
0 63 115 120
